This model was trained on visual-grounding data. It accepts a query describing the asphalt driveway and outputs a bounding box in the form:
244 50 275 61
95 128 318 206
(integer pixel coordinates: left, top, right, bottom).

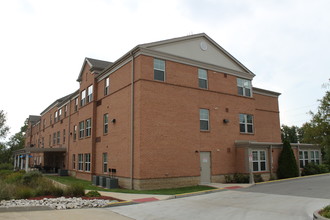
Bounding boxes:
237 173 330 199
109 174 330 220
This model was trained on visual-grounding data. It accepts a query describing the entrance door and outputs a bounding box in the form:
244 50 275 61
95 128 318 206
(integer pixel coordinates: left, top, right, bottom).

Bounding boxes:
200 152 211 184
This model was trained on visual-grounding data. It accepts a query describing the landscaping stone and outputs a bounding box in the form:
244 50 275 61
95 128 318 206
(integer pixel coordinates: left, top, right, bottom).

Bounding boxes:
0 197 118 210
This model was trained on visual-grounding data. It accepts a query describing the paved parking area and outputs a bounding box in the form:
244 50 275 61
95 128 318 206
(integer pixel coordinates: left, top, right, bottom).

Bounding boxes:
237 174 330 199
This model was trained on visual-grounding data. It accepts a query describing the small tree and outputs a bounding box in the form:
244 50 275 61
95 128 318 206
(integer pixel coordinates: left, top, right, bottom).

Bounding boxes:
277 140 299 179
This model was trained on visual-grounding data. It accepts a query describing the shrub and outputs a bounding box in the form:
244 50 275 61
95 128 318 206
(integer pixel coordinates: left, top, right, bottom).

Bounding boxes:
233 173 249 183
0 163 13 170
301 163 330 176
21 171 42 187
15 186 33 199
253 174 264 183
0 170 13 179
34 178 64 197
277 140 299 179
64 183 85 197
86 190 101 197
320 205 330 218
0 182 15 200
5 172 24 184
224 175 233 183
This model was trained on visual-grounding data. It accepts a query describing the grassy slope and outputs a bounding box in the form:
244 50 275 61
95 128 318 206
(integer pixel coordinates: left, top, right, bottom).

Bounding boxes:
45 175 216 195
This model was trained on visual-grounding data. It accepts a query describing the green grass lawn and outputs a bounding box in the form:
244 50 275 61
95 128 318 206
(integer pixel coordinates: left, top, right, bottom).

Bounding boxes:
45 175 216 195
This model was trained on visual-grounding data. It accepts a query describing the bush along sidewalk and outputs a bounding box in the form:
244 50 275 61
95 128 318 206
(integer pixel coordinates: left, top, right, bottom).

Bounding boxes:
302 163 330 176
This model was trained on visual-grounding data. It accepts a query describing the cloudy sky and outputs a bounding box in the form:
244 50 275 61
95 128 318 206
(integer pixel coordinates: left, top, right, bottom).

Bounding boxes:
0 0 329 137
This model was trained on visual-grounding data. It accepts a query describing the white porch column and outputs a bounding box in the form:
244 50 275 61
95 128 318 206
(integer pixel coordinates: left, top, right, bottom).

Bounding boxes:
25 154 29 172
20 155 24 170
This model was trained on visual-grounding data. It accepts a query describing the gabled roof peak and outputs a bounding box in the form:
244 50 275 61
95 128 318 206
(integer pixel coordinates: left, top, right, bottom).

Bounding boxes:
77 57 113 82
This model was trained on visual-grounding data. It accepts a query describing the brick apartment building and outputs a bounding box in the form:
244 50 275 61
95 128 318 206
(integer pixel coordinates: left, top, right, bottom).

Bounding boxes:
14 33 321 189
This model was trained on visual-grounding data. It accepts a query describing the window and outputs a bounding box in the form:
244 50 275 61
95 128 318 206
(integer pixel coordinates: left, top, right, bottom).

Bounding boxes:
239 114 254 134
154 59 165 81
78 154 83 171
53 133 56 145
72 154 76 170
85 118 91 137
104 114 108 134
103 153 108 173
63 129 66 144
49 134 51 146
73 125 77 141
87 85 93 103
299 150 309 168
252 150 266 172
43 119 46 129
75 97 78 111
79 121 84 138
41 137 44 148
50 114 52 125
237 78 252 97
81 90 86 106
311 150 320 165
57 131 60 144
58 108 62 120
64 105 67 117
198 69 208 89
104 77 110 95
54 111 58 123
85 154 91 172
200 109 209 131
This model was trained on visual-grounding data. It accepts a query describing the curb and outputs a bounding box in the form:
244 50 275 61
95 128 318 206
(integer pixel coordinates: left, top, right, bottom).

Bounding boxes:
174 188 225 199
255 173 330 185
105 200 137 207
0 206 54 212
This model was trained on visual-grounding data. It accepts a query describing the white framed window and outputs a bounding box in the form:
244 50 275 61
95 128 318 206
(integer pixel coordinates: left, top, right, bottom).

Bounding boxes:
84 154 91 172
299 150 309 168
239 114 254 134
200 109 209 131
154 59 165 81
53 133 56 145
311 150 320 165
103 153 108 173
237 78 252 97
64 105 67 117
81 90 86 106
75 97 78 111
63 129 66 144
252 150 266 172
79 121 84 138
57 131 60 144
73 125 77 141
54 111 58 122
104 114 108 134
198 69 208 89
58 108 62 120
85 118 91 137
87 85 93 103
104 77 110 95
78 154 83 171
72 154 76 170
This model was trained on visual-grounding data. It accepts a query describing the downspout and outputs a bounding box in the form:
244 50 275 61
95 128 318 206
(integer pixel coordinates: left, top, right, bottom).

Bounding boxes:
130 52 135 190
67 100 71 171
269 145 273 177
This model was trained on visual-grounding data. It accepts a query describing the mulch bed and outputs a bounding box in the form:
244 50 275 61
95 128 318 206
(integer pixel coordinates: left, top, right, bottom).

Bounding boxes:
28 195 123 201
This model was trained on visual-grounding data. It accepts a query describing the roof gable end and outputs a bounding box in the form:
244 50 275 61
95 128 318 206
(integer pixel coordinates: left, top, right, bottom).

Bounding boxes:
140 33 254 77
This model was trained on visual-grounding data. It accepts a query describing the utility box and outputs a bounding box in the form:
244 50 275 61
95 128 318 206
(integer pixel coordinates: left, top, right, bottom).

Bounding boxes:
92 175 99 186
98 176 106 187
106 177 118 189
58 169 68 176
